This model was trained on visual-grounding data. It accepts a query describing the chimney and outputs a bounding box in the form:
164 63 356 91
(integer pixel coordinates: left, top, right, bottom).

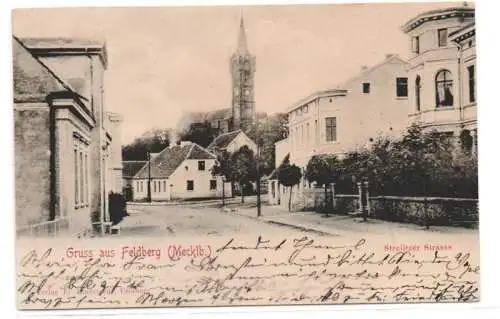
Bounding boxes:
361 65 368 71
385 53 394 59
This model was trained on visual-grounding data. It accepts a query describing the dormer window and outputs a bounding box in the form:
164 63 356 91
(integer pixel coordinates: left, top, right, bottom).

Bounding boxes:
438 28 448 47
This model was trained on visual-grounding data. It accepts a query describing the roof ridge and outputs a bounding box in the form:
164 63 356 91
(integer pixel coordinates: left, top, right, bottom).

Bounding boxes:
334 54 408 90
185 143 196 160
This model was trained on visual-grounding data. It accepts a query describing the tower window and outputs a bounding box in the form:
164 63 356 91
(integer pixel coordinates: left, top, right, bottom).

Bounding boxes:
396 77 408 97
362 83 370 94
438 28 448 47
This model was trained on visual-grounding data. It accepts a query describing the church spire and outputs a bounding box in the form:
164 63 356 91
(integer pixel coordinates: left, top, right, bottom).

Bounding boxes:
236 13 248 55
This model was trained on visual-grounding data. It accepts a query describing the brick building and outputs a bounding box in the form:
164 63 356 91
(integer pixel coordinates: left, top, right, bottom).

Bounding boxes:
13 36 123 236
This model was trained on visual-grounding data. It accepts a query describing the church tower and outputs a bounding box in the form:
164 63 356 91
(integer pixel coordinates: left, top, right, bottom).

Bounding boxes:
230 15 256 133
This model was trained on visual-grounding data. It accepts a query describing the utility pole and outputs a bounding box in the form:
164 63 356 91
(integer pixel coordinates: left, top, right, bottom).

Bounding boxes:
147 151 152 203
256 143 262 217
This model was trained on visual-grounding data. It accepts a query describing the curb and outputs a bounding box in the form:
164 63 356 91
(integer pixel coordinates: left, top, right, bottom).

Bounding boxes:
223 209 338 237
264 220 338 237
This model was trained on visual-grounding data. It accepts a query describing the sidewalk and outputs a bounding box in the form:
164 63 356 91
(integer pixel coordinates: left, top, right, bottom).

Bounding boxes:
231 205 478 238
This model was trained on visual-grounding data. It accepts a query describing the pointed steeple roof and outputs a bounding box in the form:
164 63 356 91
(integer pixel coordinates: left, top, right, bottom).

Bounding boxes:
236 13 249 55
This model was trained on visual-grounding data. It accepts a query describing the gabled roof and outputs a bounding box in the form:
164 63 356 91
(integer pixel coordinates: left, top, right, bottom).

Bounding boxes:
333 54 408 90
134 142 216 179
207 129 243 151
122 161 147 178
12 36 68 100
286 54 408 114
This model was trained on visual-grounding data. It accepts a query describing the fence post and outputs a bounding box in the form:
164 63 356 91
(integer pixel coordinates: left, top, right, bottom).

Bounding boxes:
331 183 336 213
357 182 362 215
364 181 370 217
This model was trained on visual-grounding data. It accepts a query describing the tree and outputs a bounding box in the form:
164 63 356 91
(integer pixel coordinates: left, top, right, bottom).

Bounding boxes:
277 163 302 212
247 112 288 176
178 121 220 148
305 155 342 215
231 146 257 203
211 150 234 200
122 128 172 161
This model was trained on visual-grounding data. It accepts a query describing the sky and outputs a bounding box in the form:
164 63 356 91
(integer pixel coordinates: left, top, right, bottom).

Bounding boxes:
12 2 465 144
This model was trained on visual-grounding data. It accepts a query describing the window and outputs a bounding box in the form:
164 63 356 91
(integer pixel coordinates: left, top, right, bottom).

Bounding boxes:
187 180 194 191
74 149 78 206
84 153 88 205
468 65 476 103
415 76 421 111
412 36 420 53
79 152 84 205
438 28 448 47
325 117 337 142
396 77 408 97
303 105 308 113
210 180 217 190
362 83 370 93
163 181 167 193
306 123 310 142
198 161 205 171
153 181 157 193
435 70 454 107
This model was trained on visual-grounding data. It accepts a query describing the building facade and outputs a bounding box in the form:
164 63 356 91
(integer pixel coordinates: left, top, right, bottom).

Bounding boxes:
401 5 476 152
14 36 122 236
132 141 230 201
277 54 410 169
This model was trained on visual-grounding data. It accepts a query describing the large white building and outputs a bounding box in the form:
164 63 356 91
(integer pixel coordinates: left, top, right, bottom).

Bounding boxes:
270 3 476 208
402 5 476 153
275 54 410 170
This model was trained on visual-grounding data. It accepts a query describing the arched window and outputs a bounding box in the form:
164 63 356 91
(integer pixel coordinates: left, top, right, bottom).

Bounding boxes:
415 75 421 112
435 70 454 107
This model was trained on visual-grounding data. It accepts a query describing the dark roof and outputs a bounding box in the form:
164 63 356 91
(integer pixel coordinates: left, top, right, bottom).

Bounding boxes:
207 130 242 151
134 142 216 179
205 108 232 121
12 36 68 100
122 161 147 178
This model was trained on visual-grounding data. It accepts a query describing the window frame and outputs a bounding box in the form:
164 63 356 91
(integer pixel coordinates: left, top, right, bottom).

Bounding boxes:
210 179 217 190
325 117 337 142
396 77 408 97
438 28 448 47
187 180 194 191
362 82 370 94
435 69 454 108
198 160 205 171
467 64 476 103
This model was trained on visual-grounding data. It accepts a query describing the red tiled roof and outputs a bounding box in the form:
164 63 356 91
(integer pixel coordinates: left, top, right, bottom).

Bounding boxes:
134 142 216 179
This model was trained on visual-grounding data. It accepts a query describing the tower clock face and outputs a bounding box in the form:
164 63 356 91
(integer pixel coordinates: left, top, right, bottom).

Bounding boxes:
244 90 250 96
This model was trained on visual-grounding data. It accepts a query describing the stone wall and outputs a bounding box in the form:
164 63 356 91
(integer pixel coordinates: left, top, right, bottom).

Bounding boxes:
369 196 478 228
14 106 52 228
